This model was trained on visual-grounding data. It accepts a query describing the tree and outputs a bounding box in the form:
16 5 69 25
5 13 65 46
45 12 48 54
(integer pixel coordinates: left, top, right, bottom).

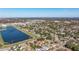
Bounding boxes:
65 40 79 51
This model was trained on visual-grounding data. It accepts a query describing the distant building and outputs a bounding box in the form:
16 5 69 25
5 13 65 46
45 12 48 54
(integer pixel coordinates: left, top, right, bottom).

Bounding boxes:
0 24 7 31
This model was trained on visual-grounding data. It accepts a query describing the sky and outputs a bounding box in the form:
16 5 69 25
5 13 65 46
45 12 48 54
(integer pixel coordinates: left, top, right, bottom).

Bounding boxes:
0 8 79 17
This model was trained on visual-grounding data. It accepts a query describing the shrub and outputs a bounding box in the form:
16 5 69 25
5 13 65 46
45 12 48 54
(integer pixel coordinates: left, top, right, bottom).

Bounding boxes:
65 40 79 51
0 43 3 48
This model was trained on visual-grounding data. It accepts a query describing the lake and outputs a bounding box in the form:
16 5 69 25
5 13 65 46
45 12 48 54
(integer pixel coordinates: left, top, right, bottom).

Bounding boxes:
0 26 30 44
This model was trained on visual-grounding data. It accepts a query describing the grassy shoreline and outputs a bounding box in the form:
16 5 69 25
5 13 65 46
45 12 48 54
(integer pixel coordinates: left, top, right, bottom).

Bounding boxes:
0 32 4 45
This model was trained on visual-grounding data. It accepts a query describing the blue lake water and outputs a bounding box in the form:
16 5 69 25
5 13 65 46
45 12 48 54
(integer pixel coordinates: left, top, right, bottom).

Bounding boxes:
0 26 30 44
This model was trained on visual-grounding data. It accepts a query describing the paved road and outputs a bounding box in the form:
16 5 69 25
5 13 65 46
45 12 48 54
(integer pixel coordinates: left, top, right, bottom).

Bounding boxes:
0 48 9 51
